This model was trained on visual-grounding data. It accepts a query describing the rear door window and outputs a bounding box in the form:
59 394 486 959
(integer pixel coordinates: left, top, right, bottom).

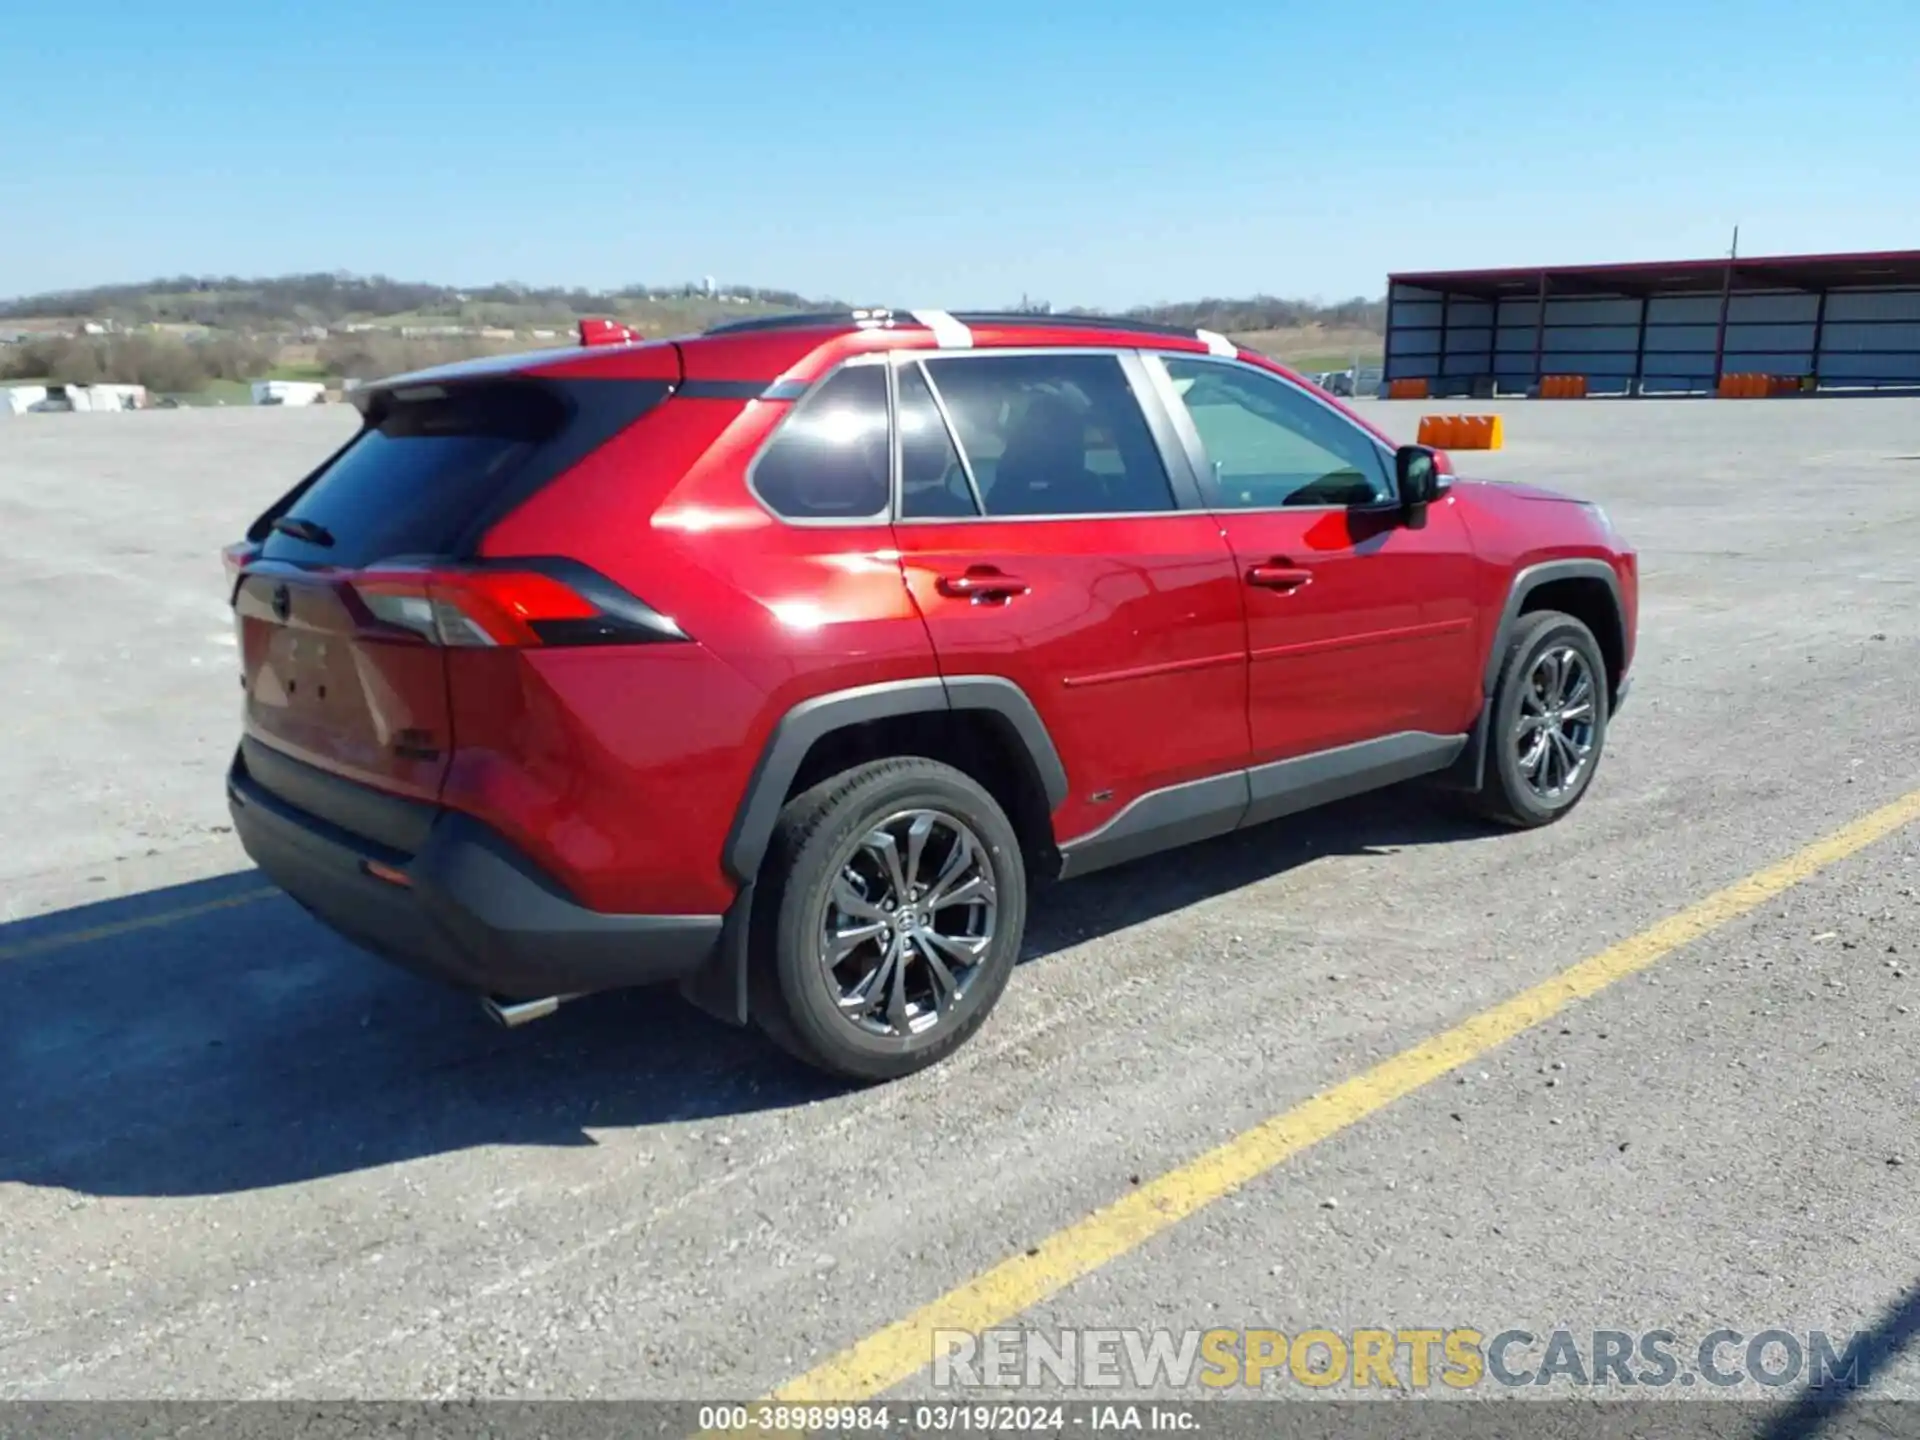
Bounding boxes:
256 380 660 567
919 353 1175 517
898 360 982 518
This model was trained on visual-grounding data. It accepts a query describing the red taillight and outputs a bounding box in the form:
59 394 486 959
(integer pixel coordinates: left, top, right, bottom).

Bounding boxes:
352 570 581 647
222 540 262 591
579 317 638 346
347 564 681 649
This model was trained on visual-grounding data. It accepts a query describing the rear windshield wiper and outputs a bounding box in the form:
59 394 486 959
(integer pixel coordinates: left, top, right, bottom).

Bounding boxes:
270 516 335 547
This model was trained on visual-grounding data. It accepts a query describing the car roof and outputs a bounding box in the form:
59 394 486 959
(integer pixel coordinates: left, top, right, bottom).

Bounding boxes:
700 308 1225 345
349 309 1398 453
355 310 1236 395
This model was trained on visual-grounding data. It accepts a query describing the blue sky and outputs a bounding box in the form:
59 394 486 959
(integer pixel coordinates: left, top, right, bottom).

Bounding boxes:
1 0 1914 307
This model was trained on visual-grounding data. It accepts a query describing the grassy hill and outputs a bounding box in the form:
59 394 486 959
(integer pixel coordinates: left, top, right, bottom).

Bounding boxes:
0 273 1384 397
0 274 825 334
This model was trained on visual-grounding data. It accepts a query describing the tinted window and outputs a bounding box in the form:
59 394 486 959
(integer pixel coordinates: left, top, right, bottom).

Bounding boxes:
898 361 979 518
922 353 1175 517
257 381 578 567
1162 357 1392 509
752 364 890 520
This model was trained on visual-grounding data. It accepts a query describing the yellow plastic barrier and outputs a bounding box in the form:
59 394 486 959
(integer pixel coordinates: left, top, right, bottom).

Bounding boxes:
1540 374 1588 399
1388 378 1430 400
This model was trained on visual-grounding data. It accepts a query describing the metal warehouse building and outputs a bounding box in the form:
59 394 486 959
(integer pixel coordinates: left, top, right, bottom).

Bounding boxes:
1383 248 1920 397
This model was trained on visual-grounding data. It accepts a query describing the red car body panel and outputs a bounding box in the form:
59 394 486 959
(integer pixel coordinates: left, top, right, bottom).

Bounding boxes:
475 391 942 913
894 513 1251 842
1448 478 1640 678
1216 494 1485 762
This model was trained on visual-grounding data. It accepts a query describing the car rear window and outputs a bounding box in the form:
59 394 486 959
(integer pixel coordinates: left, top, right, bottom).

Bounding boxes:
257 380 647 567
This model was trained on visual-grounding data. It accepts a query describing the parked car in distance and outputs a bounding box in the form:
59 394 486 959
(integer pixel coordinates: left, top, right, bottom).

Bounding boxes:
223 308 1637 1082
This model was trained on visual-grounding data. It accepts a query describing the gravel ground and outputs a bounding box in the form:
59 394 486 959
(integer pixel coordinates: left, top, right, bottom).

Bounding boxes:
0 396 1915 1419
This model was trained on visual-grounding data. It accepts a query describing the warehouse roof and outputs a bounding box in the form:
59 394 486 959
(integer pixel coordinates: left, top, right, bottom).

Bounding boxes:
1389 249 1920 299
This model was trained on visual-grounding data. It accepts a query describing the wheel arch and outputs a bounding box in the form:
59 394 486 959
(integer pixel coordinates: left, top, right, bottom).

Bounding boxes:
684 677 1066 1031
722 675 1067 888
1440 558 1626 798
1487 559 1627 706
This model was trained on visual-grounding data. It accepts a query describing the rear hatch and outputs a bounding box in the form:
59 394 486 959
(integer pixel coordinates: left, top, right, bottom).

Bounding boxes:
228 366 675 836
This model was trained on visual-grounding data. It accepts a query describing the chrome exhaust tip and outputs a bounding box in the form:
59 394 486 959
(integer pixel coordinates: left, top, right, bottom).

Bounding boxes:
482 993 573 1028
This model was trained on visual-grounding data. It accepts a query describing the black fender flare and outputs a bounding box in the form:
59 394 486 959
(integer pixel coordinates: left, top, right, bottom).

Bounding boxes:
681 675 1067 1028
1443 558 1626 794
1482 558 1626 698
721 674 1067 887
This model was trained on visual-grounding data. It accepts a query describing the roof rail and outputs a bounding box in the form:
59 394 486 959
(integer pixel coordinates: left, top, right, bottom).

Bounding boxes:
699 307 1236 349
946 311 1211 341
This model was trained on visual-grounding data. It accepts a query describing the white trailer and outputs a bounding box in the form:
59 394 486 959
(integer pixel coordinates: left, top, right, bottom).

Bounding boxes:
68 384 147 412
251 380 327 407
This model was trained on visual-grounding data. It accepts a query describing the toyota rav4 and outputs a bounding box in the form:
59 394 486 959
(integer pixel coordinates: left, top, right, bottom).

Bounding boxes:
223 309 1637 1081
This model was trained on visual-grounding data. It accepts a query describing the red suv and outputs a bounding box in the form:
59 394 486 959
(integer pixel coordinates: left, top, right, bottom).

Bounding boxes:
224 309 1637 1081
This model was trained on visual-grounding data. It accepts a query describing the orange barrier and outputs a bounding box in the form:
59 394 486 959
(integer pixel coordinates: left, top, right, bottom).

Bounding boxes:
1539 374 1588 399
1718 372 1800 398
1416 413 1504 450
1388 378 1429 400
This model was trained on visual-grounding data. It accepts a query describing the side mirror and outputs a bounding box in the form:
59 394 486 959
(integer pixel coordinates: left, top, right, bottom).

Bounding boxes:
1395 445 1443 527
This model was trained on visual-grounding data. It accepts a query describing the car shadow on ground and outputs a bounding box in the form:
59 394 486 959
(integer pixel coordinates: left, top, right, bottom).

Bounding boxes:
0 789 1491 1199
1753 1275 1920 1439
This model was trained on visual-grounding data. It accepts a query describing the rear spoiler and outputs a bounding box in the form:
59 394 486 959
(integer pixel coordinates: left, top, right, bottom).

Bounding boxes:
579 317 640 346
333 319 674 424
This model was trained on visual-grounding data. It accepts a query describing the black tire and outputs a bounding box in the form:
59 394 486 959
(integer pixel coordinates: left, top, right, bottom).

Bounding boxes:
749 758 1028 1083
1467 610 1611 828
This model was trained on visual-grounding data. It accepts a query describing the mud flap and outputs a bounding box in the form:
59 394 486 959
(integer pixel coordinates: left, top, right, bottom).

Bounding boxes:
1429 699 1492 793
678 878 755 1026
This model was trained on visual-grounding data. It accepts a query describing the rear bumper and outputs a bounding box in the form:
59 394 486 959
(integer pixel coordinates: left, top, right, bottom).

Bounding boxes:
227 746 724 1001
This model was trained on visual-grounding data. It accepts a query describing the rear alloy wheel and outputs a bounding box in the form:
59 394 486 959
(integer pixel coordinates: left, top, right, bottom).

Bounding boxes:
822 808 998 1038
1468 609 1611 828
753 759 1026 1081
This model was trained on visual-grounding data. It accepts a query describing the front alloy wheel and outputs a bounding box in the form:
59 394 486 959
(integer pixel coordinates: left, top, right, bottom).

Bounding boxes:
1467 608 1611 828
1514 644 1598 801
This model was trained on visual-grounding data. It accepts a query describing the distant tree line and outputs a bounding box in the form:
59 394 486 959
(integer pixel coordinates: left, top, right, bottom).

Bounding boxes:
0 274 451 328
0 273 839 329
1111 294 1386 333
0 333 273 391
1 273 1383 335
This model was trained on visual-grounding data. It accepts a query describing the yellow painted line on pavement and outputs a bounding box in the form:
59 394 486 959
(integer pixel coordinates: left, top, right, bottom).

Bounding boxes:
762 784 1920 1406
0 887 278 963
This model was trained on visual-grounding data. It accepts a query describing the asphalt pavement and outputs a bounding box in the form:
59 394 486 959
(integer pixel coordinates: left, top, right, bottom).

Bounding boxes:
1 396 1915 1418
